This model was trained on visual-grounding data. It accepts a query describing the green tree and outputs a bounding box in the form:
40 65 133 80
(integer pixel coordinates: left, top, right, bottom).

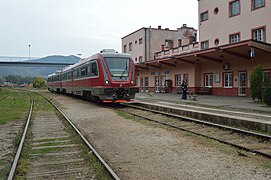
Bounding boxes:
250 65 263 101
33 77 46 88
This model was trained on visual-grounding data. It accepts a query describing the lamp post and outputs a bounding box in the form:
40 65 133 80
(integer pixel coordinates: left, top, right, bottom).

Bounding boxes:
28 44 31 60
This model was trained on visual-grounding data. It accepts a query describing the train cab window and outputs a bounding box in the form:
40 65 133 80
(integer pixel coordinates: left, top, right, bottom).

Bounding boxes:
104 57 130 79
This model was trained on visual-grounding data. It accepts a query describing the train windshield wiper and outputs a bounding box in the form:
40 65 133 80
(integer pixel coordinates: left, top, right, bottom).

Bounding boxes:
119 62 128 79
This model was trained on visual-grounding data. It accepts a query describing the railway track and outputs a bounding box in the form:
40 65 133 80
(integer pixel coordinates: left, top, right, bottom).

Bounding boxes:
8 92 119 180
0 95 9 101
117 103 271 159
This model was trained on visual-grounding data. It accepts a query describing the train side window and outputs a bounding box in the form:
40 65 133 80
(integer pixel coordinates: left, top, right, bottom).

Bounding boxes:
91 62 98 76
81 66 88 76
77 69 80 78
73 70 77 79
67 72 72 79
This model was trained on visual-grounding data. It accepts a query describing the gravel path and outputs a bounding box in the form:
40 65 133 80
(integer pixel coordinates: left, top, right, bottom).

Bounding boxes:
45 92 271 180
0 119 24 177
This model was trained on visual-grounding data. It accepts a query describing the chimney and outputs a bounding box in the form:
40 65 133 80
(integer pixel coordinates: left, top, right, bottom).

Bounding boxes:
182 24 187 28
158 25 161 29
161 44 165 51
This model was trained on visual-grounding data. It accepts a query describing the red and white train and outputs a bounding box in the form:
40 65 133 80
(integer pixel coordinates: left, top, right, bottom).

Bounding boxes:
48 49 139 103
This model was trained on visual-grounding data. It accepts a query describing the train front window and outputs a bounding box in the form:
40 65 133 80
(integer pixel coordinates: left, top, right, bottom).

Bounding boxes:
104 57 130 79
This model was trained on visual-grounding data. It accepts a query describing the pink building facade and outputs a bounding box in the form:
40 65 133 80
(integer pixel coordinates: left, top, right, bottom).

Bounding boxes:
121 25 197 63
123 0 271 97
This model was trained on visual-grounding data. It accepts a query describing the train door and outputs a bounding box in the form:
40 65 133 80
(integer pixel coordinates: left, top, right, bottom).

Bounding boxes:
238 72 247 96
155 76 160 92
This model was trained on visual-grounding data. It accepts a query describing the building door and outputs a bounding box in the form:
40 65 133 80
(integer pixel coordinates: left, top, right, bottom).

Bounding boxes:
161 76 166 93
238 72 247 96
155 76 160 92
140 77 144 92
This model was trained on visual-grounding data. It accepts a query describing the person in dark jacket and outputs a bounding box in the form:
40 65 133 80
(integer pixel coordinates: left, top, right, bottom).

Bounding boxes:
181 80 188 100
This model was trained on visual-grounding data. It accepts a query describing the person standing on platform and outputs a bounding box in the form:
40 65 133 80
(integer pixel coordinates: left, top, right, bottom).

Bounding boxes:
181 80 188 100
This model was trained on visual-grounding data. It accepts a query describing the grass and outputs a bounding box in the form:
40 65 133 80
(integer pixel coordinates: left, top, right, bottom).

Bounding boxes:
0 88 30 125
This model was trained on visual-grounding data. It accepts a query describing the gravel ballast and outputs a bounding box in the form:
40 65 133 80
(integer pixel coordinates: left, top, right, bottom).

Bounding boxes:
45 92 271 180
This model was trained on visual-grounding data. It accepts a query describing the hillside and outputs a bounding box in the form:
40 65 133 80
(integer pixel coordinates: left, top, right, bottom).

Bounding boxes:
0 55 80 77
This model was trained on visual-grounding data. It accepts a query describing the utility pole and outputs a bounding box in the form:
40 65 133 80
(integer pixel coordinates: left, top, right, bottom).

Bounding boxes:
28 44 31 60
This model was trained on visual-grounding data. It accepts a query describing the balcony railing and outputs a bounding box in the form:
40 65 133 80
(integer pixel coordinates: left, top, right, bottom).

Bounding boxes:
154 43 199 59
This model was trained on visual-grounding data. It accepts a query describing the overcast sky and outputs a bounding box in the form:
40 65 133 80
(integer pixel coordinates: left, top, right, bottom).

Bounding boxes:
0 0 198 58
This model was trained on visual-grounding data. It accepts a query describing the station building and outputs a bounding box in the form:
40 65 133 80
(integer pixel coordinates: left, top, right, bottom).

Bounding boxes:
121 0 271 96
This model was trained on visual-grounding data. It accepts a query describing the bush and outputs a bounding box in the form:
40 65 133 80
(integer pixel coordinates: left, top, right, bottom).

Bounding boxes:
250 65 263 101
33 77 46 88
263 86 271 106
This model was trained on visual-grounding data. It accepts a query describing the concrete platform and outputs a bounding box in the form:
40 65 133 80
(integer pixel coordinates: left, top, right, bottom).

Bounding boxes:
134 93 271 133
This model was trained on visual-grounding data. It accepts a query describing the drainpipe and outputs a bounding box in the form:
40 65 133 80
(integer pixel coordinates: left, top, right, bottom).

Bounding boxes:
144 28 147 62
149 26 151 61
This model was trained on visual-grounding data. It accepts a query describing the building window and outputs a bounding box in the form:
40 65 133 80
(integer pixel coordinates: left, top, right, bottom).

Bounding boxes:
135 40 137 44
175 74 182 87
140 77 144 87
252 27 265 42
145 77 149 87
139 56 143 63
230 33 240 43
224 73 233 88
200 11 208 22
263 71 270 85
205 74 213 87
214 7 219 15
252 0 265 10
183 74 189 85
129 42 132 51
123 45 127 53
214 39 220 46
229 0 240 17
135 57 137 62
201 41 209 50
139 38 143 45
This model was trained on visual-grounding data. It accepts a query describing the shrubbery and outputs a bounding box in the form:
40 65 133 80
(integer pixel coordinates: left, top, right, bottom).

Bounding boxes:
250 65 263 101
263 86 271 106
33 77 46 88
250 64 271 106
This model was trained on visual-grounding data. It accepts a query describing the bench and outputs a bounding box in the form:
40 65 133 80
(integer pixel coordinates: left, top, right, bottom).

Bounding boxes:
195 87 212 95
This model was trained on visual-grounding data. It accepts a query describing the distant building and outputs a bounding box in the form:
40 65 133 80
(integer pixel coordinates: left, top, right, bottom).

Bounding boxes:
121 25 197 63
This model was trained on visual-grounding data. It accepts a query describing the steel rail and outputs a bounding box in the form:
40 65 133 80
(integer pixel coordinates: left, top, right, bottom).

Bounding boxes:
125 104 271 139
44 96 120 180
0 95 9 100
8 92 33 180
120 104 271 159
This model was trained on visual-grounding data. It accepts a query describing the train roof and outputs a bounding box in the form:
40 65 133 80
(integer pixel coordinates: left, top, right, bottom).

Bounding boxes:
61 50 131 72
48 71 61 77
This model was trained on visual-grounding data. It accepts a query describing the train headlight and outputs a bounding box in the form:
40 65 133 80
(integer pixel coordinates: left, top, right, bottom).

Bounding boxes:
105 80 109 84
131 80 134 84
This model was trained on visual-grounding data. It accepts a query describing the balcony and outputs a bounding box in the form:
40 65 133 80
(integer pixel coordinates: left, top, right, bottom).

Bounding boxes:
154 43 199 59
